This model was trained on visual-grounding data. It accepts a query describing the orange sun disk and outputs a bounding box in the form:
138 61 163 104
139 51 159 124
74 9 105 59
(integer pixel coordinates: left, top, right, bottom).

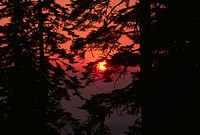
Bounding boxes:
97 61 107 71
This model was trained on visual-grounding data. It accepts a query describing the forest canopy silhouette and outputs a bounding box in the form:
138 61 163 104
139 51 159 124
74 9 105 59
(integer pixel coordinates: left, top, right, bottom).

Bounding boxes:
0 0 200 135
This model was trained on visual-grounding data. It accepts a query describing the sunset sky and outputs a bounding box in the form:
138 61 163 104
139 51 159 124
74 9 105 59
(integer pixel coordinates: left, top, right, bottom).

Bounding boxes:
0 1 138 134
54 1 138 134
1 1 199 135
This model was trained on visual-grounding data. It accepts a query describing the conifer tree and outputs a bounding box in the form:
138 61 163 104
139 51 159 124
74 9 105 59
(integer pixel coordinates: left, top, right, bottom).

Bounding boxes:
68 0 141 134
68 0 200 134
0 0 83 134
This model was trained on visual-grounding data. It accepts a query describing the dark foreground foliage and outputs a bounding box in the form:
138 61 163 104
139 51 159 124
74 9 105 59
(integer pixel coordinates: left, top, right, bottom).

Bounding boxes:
0 0 83 134
1 0 200 135
69 0 200 135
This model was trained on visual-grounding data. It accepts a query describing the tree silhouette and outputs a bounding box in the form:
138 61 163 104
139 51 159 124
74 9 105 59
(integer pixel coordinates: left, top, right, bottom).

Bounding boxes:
0 0 83 134
68 0 200 135
1 0 200 134
68 0 141 134
149 1 200 135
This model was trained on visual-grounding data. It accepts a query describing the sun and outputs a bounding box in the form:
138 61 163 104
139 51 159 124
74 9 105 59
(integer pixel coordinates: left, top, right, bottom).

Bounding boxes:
97 61 107 71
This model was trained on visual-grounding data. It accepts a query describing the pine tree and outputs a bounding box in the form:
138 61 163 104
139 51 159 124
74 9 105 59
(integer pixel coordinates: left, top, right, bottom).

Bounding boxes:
67 0 141 134
0 0 83 134
67 0 200 135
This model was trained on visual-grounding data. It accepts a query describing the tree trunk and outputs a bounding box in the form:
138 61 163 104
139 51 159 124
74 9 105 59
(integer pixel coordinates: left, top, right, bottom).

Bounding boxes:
139 0 155 135
8 0 32 134
38 0 48 134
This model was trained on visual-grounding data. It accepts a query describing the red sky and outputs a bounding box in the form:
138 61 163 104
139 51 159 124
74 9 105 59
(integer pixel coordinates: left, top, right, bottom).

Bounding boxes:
0 2 138 134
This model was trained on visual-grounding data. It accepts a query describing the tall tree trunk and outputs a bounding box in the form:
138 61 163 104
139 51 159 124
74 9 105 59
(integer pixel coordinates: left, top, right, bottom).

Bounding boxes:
139 0 155 135
38 0 48 134
8 0 31 134
38 0 45 79
38 0 49 134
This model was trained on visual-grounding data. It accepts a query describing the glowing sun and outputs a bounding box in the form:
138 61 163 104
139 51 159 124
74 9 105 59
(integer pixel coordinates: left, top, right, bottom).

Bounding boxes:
97 61 107 71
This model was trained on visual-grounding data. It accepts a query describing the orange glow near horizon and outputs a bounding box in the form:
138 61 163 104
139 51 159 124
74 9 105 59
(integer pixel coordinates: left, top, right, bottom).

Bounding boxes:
97 61 107 71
